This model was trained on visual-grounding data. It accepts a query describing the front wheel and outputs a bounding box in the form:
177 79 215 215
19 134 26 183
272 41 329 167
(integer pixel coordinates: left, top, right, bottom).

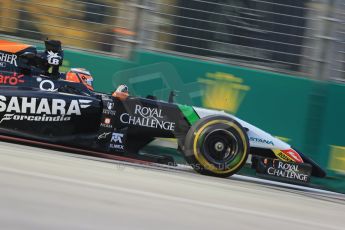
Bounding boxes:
182 115 249 178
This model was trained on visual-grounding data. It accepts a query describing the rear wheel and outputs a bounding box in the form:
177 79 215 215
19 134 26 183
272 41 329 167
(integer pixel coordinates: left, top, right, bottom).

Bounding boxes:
182 115 249 178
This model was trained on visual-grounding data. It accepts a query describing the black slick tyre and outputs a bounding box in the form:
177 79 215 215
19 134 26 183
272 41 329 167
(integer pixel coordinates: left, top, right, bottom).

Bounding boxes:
183 115 249 178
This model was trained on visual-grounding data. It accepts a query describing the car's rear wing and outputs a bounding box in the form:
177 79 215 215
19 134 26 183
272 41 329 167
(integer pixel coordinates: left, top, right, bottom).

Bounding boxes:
0 40 37 72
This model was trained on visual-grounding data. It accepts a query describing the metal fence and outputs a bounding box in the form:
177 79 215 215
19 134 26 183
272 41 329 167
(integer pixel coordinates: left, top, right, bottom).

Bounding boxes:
331 0 345 82
0 0 137 56
144 0 315 75
142 0 345 80
0 0 344 81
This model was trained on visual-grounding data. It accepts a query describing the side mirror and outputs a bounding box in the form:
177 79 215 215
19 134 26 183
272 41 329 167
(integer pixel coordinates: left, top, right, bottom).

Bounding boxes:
168 90 178 103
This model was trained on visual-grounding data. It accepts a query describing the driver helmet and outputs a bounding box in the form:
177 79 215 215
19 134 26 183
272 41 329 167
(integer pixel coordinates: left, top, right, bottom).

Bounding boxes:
66 68 94 91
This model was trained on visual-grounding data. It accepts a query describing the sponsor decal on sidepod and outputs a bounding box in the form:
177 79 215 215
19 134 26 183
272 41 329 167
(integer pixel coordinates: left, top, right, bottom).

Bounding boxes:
98 132 112 140
120 105 175 131
107 102 114 110
0 96 92 123
109 132 124 151
0 73 24 85
103 109 116 116
100 117 112 128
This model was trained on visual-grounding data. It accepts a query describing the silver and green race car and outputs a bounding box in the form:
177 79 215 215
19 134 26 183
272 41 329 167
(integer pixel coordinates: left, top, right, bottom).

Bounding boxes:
0 39 326 183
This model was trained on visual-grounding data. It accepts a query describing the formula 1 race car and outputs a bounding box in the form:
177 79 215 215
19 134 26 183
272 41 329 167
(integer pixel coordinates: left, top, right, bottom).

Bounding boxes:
0 39 326 183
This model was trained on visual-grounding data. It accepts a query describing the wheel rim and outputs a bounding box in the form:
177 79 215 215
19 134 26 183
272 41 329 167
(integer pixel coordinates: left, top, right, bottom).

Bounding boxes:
202 129 240 166
192 119 248 175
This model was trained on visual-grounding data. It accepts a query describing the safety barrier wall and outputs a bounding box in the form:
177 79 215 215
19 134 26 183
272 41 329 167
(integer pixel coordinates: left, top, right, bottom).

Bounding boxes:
62 48 345 192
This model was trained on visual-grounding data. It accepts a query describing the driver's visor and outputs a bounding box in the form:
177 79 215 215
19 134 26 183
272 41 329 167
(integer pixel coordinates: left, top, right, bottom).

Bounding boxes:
79 73 94 90
85 78 93 87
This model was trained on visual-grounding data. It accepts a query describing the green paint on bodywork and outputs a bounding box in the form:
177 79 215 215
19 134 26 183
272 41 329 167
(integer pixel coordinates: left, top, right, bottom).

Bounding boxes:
178 104 199 125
